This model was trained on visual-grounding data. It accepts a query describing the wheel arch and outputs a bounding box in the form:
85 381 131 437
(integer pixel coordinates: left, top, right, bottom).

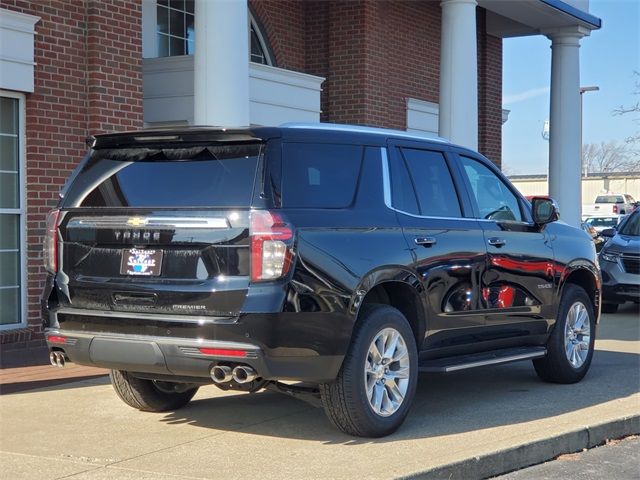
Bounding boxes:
558 262 601 323
350 267 427 348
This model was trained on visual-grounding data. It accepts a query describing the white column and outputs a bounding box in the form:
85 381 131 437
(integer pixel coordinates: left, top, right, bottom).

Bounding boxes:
439 0 478 150
545 27 589 227
194 0 249 126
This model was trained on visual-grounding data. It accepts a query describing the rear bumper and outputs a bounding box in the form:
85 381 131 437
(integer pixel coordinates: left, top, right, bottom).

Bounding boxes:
44 308 351 383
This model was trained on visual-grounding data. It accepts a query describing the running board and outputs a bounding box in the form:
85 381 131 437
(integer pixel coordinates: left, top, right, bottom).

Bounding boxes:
419 347 547 373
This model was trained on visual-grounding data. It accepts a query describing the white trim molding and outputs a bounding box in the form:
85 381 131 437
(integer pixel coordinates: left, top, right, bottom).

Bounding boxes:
143 56 324 126
0 8 40 92
406 98 439 136
502 109 510 125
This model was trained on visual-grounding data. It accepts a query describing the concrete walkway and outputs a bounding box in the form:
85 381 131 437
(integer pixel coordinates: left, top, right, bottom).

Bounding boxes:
0 305 638 480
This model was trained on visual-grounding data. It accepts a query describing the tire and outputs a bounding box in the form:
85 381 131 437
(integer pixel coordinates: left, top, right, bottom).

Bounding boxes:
319 304 418 437
602 303 619 314
533 285 595 384
109 370 199 412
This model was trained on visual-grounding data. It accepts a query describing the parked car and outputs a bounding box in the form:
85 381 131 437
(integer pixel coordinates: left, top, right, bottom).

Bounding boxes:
582 194 636 217
582 215 624 233
42 124 601 437
581 222 605 252
599 210 640 313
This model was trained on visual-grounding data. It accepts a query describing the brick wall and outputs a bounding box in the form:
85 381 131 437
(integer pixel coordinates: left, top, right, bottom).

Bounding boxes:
302 0 441 129
253 1 500 160
477 8 503 167
249 0 305 72
0 0 143 351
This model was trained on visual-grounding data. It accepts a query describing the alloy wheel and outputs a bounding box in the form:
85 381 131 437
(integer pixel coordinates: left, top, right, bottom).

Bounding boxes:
364 327 411 417
564 301 591 369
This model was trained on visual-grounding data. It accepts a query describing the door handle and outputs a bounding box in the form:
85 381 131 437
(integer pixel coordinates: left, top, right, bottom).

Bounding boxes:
487 237 506 248
415 237 437 247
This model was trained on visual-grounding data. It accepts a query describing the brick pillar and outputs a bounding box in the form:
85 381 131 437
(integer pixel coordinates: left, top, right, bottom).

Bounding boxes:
87 0 144 133
477 8 502 167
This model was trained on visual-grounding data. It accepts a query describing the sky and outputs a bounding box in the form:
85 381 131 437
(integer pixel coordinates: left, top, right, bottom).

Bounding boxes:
502 0 640 175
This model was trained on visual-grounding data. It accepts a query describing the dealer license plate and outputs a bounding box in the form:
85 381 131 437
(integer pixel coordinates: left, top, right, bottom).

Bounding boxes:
120 248 163 276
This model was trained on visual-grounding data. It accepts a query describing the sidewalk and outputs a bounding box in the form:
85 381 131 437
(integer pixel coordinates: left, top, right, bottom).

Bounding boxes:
0 305 638 479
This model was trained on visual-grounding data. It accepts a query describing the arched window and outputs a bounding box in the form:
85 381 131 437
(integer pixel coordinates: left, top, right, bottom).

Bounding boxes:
155 1 274 65
249 14 274 65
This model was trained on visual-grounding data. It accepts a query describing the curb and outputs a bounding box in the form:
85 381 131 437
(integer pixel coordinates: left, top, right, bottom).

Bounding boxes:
400 414 640 480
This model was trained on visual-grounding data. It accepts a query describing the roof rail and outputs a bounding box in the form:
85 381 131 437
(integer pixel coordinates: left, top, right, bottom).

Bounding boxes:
280 122 450 144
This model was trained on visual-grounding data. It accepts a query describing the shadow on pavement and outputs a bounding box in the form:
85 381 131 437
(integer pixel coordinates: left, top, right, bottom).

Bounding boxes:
158 348 639 444
0 375 109 395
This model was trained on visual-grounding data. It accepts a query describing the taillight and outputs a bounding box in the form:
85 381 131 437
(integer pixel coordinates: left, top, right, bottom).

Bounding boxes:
613 205 618 214
47 335 67 344
250 210 293 282
198 348 247 357
44 209 60 273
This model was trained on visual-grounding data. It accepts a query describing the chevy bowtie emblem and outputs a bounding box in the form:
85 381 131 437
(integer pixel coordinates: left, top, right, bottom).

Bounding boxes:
126 217 147 227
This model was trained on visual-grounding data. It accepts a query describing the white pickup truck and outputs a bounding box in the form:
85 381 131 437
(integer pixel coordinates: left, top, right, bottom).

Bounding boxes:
582 194 637 217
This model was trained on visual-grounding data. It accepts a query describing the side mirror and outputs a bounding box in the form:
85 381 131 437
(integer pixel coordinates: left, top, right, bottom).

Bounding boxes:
600 228 616 238
531 197 559 225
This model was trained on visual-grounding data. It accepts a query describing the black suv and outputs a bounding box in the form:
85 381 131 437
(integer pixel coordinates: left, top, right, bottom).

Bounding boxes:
43 124 601 437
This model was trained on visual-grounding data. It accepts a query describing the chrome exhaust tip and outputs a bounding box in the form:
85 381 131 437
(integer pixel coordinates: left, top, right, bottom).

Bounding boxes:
211 365 233 383
232 366 257 384
50 351 65 368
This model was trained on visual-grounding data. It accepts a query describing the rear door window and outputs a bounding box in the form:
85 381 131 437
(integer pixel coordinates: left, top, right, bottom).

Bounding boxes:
62 144 262 208
398 148 462 218
281 143 363 208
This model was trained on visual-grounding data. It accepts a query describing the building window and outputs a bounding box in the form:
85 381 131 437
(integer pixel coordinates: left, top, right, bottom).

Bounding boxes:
155 2 273 65
0 92 26 329
250 19 272 65
157 0 195 57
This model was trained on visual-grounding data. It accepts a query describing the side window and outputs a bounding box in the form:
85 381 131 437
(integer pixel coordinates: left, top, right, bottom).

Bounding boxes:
460 156 523 222
398 148 462 218
281 143 363 208
389 149 419 215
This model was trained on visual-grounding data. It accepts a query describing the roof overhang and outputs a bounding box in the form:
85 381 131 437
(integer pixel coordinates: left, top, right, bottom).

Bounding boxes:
478 0 601 38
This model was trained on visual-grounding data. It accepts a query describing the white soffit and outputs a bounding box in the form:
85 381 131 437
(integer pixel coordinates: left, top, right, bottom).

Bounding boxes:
0 8 40 92
479 0 600 38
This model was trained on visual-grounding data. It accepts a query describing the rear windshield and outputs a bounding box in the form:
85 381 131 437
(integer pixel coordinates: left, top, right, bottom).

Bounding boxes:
62 144 262 208
595 196 624 204
585 217 618 227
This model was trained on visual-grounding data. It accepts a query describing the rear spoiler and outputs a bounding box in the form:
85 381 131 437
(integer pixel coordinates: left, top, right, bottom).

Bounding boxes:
91 126 281 150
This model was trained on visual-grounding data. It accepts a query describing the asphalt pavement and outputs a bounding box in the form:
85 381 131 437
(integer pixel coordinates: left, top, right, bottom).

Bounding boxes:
0 304 638 480
495 436 640 480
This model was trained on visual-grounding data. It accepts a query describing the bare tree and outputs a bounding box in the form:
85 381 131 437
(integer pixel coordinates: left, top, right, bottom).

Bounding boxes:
612 71 640 146
582 141 640 174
